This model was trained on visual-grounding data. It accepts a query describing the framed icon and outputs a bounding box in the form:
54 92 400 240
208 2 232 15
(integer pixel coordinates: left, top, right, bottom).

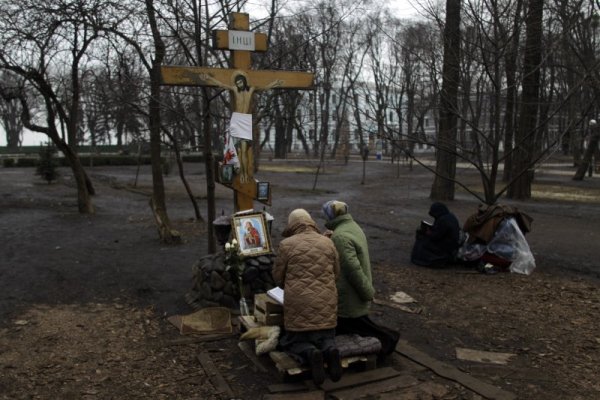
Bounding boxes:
220 164 234 184
256 181 270 201
232 212 272 257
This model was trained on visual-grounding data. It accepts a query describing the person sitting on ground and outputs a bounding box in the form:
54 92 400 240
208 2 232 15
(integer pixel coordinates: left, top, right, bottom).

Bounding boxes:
272 209 342 384
411 202 461 267
322 200 400 359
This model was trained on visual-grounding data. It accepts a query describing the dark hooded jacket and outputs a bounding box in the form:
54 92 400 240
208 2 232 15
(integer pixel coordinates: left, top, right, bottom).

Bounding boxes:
411 202 460 266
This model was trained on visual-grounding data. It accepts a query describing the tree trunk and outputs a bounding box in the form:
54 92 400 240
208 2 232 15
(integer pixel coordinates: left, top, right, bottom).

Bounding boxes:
573 126 599 180
170 131 202 220
56 139 95 213
146 0 180 244
11 93 95 213
195 0 216 254
2 99 23 150
430 0 461 200
507 0 544 199
202 104 216 252
502 0 523 182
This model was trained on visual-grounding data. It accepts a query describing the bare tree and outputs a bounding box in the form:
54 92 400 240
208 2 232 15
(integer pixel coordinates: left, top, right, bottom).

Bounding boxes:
0 74 24 150
430 0 461 200
0 0 124 213
261 19 313 159
111 51 145 148
501 0 524 182
556 0 600 179
81 67 113 149
143 0 181 243
507 0 545 199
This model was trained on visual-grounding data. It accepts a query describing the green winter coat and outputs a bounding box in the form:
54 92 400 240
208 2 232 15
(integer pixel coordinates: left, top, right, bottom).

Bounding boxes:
325 214 374 318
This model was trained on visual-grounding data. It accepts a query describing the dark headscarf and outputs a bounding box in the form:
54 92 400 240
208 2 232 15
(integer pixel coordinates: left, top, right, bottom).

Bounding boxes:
429 202 450 219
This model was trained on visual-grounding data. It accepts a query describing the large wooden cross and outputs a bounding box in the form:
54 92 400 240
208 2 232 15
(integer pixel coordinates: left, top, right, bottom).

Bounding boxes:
161 12 314 211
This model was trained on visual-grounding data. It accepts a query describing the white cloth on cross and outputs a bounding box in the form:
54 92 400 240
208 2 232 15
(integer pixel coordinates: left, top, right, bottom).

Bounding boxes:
229 112 253 140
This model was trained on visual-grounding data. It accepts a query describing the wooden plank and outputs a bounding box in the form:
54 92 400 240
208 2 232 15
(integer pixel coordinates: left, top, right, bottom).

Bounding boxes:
231 175 258 200
157 333 233 347
268 382 309 394
255 293 284 314
263 391 325 400
268 351 369 377
319 367 402 392
456 347 516 365
391 353 428 373
269 351 305 375
197 352 235 398
238 340 269 373
213 30 268 52
330 375 419 400
161 66 314 89
254 308 283 326
230 12 249 30
395 340 516 400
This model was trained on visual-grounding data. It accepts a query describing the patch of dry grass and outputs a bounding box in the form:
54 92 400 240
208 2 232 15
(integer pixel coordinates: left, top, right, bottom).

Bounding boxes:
532 184 600 203
258 165 317 173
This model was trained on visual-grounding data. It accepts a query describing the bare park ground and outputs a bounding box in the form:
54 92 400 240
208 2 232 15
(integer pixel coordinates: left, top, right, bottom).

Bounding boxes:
1 155 599 399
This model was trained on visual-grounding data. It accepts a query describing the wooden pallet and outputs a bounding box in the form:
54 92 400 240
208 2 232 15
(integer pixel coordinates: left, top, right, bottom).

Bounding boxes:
254 293 284 326
268 351 377 377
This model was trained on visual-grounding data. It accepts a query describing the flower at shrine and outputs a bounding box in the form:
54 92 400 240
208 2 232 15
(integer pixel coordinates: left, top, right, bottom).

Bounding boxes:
224 239 245 299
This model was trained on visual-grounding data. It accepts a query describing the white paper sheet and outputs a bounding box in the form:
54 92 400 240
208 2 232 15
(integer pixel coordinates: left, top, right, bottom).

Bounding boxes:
267 286 284 304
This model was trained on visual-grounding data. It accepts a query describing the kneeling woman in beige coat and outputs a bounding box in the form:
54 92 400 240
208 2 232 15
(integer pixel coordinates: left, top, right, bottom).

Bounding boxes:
273 209 342 384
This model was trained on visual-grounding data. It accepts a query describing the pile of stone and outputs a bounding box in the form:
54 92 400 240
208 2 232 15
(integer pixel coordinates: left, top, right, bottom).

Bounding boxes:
185 252 277 310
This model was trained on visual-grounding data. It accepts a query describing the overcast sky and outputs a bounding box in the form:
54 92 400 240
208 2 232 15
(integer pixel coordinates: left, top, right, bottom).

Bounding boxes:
243 0 425 19
1 0 427 147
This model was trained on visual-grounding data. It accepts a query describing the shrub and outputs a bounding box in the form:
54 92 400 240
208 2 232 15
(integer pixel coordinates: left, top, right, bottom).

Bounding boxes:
16 157 39 167
36 144 59 183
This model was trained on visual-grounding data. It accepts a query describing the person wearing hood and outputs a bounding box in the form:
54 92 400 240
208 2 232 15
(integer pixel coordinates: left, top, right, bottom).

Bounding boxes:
411 202 461 267
322 200 400 359
273 209 342 384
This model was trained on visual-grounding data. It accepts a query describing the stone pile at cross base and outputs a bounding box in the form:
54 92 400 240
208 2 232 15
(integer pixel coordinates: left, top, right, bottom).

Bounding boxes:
186 253 276 310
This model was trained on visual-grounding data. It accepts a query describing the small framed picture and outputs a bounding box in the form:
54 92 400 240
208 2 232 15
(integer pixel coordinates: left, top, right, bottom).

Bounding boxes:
232 212 272 257
220 164 234 184
256 181 270 201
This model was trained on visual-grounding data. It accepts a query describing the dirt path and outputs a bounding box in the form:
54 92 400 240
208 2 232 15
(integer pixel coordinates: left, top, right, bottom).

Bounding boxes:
1 158 599 399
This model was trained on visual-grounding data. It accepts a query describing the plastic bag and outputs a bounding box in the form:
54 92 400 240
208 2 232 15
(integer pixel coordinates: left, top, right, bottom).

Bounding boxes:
457 239 487 261
487 218 536 275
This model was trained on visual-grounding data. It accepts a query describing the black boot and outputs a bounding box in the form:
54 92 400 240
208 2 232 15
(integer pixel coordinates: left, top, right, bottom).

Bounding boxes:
309 349 325 385
326 348 342 382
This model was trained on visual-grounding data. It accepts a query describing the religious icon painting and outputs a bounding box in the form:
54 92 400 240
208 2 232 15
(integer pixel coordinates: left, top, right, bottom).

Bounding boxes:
232 212 272 257
256 181 270 202
220 164 234 184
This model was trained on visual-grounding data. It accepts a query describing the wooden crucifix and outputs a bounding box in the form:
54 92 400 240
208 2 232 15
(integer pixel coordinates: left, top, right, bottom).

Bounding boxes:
161 12 314 211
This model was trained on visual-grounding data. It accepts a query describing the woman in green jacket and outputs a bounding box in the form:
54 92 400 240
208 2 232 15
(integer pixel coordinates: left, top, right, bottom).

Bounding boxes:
323 200 399 357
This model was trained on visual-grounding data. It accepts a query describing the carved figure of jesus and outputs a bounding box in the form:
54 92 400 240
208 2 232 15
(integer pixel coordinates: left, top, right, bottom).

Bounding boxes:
199 71 282 183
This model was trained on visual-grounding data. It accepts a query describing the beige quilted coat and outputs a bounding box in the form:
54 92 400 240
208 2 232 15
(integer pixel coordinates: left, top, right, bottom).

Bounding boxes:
273 220 340 332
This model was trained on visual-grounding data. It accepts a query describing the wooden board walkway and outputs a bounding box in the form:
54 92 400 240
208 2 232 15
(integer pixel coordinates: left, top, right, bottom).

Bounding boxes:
233 315 517 399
